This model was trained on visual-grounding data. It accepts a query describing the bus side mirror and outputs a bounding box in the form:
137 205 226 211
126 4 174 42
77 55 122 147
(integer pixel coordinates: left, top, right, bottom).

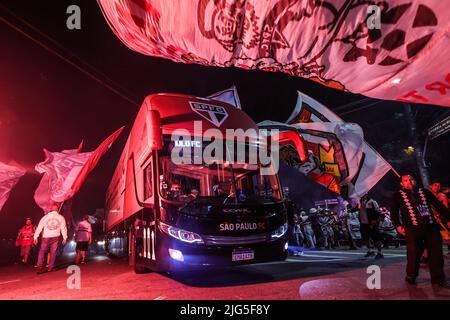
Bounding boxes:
272 130 307 162
148 110 163 150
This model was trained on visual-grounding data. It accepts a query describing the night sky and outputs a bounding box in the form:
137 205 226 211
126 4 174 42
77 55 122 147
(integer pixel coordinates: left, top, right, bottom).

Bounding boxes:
1 0 449 237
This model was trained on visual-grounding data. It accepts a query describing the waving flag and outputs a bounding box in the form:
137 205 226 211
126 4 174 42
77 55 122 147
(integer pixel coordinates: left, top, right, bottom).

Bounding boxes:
0 162 26 212
97 0 450 107
259 120 364 196
34 128 124 212
207 86 242 109
71 127 124 195
286 91 394 199
34 145 92 212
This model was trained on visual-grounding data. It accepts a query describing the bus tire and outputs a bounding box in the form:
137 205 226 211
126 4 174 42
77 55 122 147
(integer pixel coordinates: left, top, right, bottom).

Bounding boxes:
134 262 149 274
130 229 151 274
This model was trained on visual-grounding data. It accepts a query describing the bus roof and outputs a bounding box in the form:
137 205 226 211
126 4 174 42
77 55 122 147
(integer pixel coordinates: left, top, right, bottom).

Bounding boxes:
141 93 258 135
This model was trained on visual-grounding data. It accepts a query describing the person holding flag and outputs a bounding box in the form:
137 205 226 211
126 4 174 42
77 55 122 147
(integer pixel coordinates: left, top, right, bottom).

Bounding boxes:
33 204 68 274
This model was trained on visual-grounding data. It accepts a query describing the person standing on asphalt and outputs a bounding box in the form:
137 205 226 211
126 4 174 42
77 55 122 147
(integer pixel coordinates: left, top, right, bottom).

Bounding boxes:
428 181 450 257
344 203 361 250
285 190 299 256
16 218 35 264
390 174 450 288
33 204 67 273
359 194 384 259
310 207 322 249
292 213 304 255
318 209 335 249
74 215 92 264
301 210 316 249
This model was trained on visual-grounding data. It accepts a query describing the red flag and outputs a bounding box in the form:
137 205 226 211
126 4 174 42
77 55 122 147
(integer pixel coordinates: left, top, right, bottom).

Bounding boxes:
70 127 124 195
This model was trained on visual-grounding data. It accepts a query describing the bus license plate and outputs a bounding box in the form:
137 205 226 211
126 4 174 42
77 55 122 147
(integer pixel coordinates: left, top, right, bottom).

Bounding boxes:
232 249 254 261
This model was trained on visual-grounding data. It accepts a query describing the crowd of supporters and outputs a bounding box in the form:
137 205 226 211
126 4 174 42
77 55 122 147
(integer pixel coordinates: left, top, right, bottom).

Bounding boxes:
286 195 406 256
286 181 450 259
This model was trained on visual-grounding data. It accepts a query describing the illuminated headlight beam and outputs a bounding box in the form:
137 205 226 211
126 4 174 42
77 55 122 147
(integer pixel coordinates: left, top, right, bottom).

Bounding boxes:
159 222 203 244
271 223 288 239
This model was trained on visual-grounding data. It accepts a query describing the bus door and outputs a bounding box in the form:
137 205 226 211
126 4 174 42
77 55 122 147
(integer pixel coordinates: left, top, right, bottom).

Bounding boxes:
137 157 158 265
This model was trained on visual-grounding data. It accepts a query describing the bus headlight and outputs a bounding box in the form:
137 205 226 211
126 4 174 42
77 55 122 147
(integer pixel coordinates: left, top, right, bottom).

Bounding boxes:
271 223 288 239
159 222 204 244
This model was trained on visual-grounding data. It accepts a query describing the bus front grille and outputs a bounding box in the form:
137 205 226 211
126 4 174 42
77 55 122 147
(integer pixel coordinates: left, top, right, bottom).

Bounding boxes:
202 233 271 245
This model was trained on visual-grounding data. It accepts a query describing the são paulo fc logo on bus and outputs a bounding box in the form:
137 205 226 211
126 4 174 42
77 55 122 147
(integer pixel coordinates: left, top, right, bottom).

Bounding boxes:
189 101 229 127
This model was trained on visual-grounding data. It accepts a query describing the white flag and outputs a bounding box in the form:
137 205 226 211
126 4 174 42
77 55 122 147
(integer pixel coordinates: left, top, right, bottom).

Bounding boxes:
259 120 364 195
286 91 393 199
0 162 26 212
98 0 450 107
34 128 123 213
34 147 92 213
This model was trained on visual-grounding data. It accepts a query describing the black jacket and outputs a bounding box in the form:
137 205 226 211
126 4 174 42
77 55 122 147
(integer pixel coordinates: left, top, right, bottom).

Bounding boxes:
390 188 450 229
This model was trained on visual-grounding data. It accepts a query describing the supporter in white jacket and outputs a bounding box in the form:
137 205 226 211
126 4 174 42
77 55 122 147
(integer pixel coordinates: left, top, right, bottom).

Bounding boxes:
33 204 67 273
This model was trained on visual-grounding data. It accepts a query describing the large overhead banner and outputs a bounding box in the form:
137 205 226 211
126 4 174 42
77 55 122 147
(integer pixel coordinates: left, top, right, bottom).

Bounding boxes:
98 0 450 107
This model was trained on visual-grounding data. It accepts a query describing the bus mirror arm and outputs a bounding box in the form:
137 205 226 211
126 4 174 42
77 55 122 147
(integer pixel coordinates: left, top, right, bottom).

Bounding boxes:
130 152 152 209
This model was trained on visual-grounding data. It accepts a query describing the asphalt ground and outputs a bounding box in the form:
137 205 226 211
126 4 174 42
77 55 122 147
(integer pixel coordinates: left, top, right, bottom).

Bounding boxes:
1 247 450 300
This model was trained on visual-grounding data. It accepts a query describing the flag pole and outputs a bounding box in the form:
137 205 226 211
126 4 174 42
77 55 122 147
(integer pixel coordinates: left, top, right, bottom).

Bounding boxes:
390 167 400 178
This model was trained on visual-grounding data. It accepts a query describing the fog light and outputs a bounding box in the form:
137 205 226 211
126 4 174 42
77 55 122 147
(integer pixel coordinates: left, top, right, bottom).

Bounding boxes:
284 242 289 251
168 248 184 262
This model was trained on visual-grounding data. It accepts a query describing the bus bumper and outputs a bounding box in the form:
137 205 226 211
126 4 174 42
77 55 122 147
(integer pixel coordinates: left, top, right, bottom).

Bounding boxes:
159 236 288 271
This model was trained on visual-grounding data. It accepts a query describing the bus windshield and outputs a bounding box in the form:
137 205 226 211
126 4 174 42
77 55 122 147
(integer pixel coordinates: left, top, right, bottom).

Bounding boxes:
158 136 281 204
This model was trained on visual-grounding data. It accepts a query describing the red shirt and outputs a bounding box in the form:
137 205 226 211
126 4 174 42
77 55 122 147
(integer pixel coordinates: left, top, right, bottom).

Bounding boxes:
17 225 35 246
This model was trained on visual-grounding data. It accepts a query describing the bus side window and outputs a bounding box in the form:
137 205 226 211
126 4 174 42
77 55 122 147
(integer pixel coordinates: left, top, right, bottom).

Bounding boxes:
144 161 152 200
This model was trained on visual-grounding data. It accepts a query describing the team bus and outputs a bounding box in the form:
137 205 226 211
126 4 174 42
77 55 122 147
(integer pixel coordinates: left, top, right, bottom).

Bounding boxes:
105 93 289 273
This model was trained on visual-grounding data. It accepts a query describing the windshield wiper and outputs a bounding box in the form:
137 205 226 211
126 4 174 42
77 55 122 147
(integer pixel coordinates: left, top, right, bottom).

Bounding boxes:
224 146 239 205
179 195 203 211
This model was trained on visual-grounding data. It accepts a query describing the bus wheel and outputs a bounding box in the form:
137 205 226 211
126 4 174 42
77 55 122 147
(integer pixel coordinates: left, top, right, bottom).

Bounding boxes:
130 229 150 274
134 261 149 274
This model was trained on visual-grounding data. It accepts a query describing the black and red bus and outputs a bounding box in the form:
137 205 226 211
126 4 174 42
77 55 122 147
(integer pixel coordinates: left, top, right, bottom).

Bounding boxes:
105 93 289 273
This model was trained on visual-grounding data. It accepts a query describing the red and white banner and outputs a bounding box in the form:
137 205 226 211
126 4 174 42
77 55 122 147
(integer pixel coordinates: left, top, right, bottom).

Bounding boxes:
34 128 124 212
260 119 365 196
286 91 393 199
97 0 450 107
34 145 92 212
0 162 26 212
